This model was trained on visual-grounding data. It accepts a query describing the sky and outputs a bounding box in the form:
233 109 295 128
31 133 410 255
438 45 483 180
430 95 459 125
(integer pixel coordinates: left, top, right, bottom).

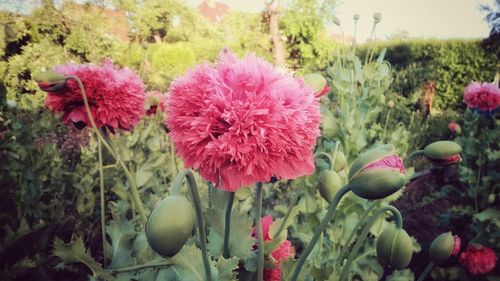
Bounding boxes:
185 0 493 42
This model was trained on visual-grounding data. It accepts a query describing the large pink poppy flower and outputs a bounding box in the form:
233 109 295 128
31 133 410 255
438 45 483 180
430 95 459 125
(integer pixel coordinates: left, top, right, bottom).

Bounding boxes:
165 51 321 191
45 59 145 130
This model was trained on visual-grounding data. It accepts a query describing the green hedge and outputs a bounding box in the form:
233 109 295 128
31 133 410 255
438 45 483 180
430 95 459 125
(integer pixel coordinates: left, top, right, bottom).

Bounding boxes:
359 39 498 110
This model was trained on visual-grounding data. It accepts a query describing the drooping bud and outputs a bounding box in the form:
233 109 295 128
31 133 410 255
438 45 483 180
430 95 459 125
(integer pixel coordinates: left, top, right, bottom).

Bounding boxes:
332 15 341 26
429 232 461 264
353 14 360 21
348 144 406 199
32 71 67 92
318 170 342 202
423 141 462 166
373 12 382 24
376 227 413 269
332 151 346 172
303 73 329 98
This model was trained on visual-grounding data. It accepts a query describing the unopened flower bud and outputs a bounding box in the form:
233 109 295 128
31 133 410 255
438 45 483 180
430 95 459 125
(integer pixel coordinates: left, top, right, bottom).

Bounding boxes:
387 100 395 108
353 14 360 21
303 73 329 98
423 141 462 166
430 232 461 264
348 144 406 199
376 227 413 269
448 122 461 135
373 13 382 24
318 170 342 202
33 71 67 92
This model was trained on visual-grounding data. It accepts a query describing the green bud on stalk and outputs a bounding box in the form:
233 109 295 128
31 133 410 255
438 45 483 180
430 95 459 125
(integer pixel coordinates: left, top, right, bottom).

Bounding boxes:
145 195 196 257
376 227 413 269
33 71 67 92
423 141 462 166
348 144 406 200
429 232 461 264
318 170 342 202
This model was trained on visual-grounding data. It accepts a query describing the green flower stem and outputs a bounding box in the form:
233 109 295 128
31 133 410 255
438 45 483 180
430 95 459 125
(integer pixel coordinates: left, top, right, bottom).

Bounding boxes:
97 135 107 268
110 260 174 274
416 261 435 281
171 170 212 281
272 180 296 240
290 185 352 281
223 191 235 258
255 182 264 281
404 150 424 167
382 109 391 141
337 201 377 265
69 76 147 223
339 205 403 281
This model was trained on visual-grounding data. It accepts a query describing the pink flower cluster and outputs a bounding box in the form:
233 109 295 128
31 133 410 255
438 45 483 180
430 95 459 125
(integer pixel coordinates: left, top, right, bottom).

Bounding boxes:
45 59 145 130
459 244 497 275
463 82 500 112
253 216 295 281
165 51 321 191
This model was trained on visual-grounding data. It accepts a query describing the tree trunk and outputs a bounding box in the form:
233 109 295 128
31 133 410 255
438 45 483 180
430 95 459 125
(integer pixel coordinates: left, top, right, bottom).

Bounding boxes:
266 1 285 68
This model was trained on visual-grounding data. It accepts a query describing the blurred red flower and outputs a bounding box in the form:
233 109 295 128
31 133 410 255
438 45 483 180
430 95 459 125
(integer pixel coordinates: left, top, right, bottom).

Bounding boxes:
165 50 321 191
45 59 145 130
459 244 497 275
463 82 500 112
448 122 461 135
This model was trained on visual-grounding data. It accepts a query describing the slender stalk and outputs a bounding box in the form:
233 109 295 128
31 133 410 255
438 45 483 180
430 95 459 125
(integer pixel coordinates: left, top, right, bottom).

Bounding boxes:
404 150 424 167
68 76 147 223
223 192 235 258
110 260 173 273
97 135 107 268
272 180 297 240
382 109 391 141
416 261 435 281
337 201 377 264
290 185 352 281
171 170 212 281
339 205 403 281
255 182 264 281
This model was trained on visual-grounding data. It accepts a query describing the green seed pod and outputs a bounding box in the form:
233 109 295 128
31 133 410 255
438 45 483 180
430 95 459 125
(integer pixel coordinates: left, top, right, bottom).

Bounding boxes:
33 71 67 92
318 170 342 202
430 232 460 264
348 144 406 200
376 227 413 270
145 195 196 257
332 151 346 172
423 141 462 166
303 73 327 93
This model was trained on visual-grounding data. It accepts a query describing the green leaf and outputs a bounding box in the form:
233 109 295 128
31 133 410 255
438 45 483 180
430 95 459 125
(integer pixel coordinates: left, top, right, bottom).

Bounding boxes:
106 215 136 268
206 206 255 260
474 208 500 222
215 256 239 281
160 245 212 281
52 236 113 280
386 269 414 281
136 165 153 187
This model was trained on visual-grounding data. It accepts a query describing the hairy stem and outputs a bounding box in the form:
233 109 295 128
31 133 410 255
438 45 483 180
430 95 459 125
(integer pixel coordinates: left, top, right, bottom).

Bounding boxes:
255 182 264 281
339 205 403 281
416 261 435 281
97 135 107 268
223 191 235 258
110 261 174 273
69 76 147 223
171 170 212 281
272 180 296 240
290 185 352 281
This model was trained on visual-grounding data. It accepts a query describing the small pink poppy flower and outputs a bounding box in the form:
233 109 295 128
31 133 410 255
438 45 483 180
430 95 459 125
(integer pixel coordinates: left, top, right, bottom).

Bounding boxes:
448 122 461 135
252 215 296 281
145 91 165 116
463 82 500 112
459 243 497 275
44 59 146 131
363 154 406 174
166 50 321 191
451 235 461 257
